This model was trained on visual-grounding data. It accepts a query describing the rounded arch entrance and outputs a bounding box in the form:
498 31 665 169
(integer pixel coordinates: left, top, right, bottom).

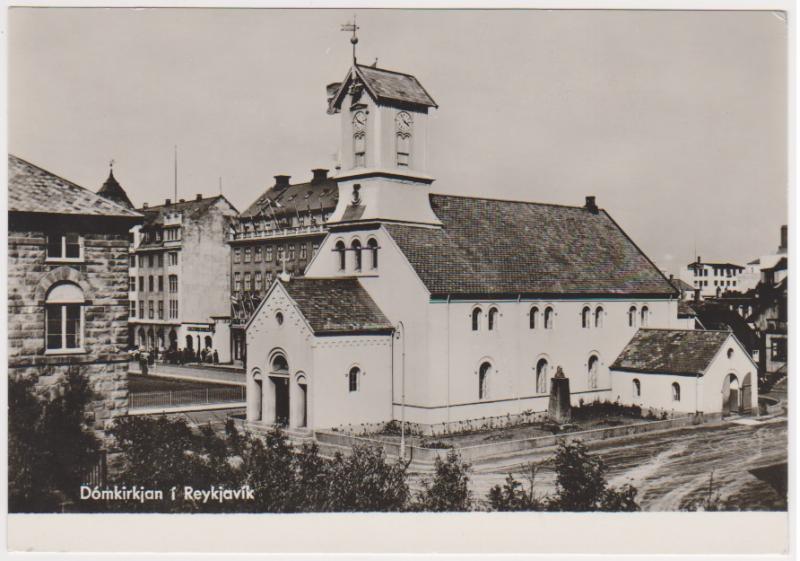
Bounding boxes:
722 372 753 416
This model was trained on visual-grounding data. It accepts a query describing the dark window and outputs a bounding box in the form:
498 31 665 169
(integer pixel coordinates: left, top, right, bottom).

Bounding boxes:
349 367 360 392
581 306 591 329
158 276 164 292
536 359 548 393
594 306 604 328
471 308 482 331
367 238 379 269
46 233 81 259
633 379 641 398
529 307 539 329
335 241 346 271
351 239 362 271
628 306 637 327
479 362 491 399
544 307 554 329
488 307 499 330
672 382 681 402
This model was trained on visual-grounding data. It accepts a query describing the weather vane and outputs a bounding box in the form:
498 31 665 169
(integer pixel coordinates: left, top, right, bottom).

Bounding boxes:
109 158 115 170
341 15 359 64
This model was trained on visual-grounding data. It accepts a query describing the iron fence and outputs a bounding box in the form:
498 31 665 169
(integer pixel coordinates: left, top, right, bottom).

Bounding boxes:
130 386 245 410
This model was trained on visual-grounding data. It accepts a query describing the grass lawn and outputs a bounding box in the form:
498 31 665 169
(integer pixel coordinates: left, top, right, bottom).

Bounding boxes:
129 374 238 393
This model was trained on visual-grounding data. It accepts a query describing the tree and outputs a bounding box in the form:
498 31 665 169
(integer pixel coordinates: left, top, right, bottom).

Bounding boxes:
324 444 409 511
414 450 472 511
9 367 102 512
487 463 543 511
549 439 639 512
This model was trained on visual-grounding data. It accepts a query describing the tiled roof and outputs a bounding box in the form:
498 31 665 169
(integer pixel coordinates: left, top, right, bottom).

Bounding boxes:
139 196 234 228
280 277 393 334
384 194 678 297
9 154 141 218
677 300 697 318
687 260 744 269
611 328 732 376
240 177 338 220
354 64 437 108
97 169 135 209
670 278 694 293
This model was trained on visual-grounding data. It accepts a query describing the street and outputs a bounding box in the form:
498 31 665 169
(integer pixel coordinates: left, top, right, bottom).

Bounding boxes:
459 416 787 511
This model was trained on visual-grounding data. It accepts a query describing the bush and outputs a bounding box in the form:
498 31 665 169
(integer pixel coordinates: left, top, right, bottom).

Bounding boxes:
414 450 472 511
325 445 409 511
487 463 544 511
9 367 102 512
571 399 643 421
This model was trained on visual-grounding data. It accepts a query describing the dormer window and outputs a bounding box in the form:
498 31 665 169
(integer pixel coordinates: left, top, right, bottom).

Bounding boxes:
353 111 367 168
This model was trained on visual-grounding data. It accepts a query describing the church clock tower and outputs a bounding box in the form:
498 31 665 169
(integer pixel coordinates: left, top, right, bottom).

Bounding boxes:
325 63 441 225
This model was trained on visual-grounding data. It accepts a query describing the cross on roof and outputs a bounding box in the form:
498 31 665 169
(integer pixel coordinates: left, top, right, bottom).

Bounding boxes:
341 15 359 64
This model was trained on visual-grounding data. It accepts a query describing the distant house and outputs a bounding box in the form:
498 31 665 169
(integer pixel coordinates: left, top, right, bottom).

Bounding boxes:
611 328 758 416
680 257 745 299
8 155 142 437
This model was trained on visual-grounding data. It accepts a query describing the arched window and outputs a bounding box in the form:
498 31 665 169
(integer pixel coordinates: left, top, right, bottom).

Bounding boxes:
367 238 379 270
727 348 734 359
628 306 637 328
671 382 681 402
594 306 604 328
351 239 362 271
640 306 649 327
271 354 289 374
536 358 548 394
529 306 539 329
348 366 360 392
353 111 367 167
488 307 499 331
587 355 599 389
45 282 85 351
581 306 591 329
275 312 284 325
544 307 554 329
478 361 491 400
633 378 641 398
471 307 482 331
335 240 346 271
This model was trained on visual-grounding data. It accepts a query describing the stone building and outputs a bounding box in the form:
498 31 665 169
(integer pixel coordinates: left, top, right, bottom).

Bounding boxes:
128 194 239 362
8 155 143 436
228 170 338 362
243 61 753 434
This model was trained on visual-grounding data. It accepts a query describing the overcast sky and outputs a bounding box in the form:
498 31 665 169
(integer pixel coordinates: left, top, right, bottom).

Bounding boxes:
9 8 787 274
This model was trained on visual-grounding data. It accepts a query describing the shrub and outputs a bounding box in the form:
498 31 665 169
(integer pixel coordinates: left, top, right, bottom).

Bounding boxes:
325 444 409 511
414 450 472 511
9 367 102 512
487 463 544 511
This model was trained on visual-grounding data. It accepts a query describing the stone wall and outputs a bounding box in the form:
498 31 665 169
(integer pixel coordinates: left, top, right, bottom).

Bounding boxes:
8 223 133 439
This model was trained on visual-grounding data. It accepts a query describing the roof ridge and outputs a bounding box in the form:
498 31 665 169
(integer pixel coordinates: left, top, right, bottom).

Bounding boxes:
639 327 731 334
430 192 590 211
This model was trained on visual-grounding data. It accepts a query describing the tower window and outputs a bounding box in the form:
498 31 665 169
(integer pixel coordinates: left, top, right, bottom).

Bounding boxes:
581 306 591 329
367 238 379 269
628 306 637 328
478 361 492 400
351 239 362 271
488 307 499 331
594 306 604 328
353 111 367 168
588 355 599 389
395 111 413 168
529 306 539 329
536 358 548 394
471 307 482 331
335 240 346 271
349 366 360 392
544 307 554 329
640 306 649 327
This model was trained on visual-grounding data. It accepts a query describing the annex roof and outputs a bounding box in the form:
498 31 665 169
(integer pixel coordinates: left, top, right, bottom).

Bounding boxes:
9 154 141 219
329 64 437 112
139 195 235 228
670 278 694 293
279 277 393 335
611 328 733 376
240 176 338 220
383 194 678 297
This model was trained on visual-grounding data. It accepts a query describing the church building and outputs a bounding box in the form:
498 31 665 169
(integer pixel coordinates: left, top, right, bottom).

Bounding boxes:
244 60 753 434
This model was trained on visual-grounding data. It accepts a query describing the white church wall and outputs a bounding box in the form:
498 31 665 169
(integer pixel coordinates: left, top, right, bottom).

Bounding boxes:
700 335 759 414
312 335 393 429
610 370 701 414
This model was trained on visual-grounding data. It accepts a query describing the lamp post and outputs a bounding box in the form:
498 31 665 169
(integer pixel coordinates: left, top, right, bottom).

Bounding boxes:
396 321 406 461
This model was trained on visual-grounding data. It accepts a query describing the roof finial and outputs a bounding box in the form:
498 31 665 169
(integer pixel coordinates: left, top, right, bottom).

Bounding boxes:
109 159 115 176
341 15 359 65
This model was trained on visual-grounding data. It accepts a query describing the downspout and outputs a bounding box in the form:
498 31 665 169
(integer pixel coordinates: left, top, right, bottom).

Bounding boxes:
446 294 451 425
516 294 522 414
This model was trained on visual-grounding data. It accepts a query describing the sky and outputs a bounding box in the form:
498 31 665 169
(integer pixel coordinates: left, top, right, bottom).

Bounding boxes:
8 8 788 275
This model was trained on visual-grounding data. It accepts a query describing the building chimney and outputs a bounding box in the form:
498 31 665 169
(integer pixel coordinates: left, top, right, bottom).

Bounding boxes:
694 288 701 303
669 274 674 282
780 224 788 251
165 198 172 206
311 169 329 183
274 175 291 190
142 202 149 209
584 196 598 214
697 256 702 264
195 193 202 201
179 198 185 203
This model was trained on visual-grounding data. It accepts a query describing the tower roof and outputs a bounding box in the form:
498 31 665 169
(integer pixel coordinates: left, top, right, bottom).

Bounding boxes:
328 64 438 113
97 168 135 210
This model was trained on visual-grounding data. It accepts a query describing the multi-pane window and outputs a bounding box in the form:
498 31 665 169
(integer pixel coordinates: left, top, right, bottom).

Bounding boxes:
244 273 252 291
266 271 274 285
266 246 273 262
139 276 144 291
148 276 154 291
244 248 252 263
277 246 285 264
157 254 163 267
300 244 308 260
255 247 262 263
129 277 136 291
158 276 164 292
165 227 181 241
169 252 178 266
46 233 81 260
138 255 145 268
312 243 320 256
255 272 262 291
169 275 178 293
130 255 136 267
148 301 154 319
234 248 241 264
169 299 179 319
139 300 144 318
130 301 136 318
234 272 242 292
45 283 84 351
288 244 296 261
158 301 164 320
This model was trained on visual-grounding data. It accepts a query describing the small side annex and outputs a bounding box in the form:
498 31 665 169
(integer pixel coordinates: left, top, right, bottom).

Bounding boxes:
610 328 758 416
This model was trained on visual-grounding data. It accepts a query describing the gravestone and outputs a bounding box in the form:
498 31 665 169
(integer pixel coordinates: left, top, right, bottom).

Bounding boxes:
547 366 571 423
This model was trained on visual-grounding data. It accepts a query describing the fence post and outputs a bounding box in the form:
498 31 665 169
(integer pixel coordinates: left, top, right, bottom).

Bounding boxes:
206 387 209 404
169 391 173 407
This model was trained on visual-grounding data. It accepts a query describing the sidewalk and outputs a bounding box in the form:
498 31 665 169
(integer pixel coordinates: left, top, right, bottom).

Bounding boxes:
129 361 246 386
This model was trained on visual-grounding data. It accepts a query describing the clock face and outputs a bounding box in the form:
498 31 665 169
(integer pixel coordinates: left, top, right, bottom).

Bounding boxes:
353 111 367 131
396 111 412 132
